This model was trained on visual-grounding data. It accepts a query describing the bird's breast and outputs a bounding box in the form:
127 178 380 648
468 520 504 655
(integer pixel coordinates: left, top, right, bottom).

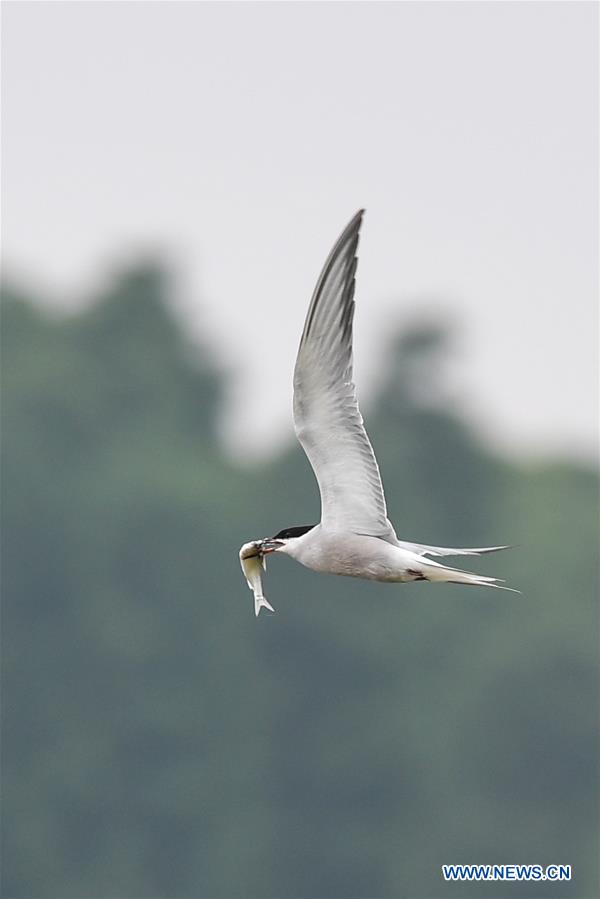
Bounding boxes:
293 531 412 582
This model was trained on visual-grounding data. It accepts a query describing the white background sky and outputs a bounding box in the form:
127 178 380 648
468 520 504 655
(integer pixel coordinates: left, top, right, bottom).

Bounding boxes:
3 1 598 462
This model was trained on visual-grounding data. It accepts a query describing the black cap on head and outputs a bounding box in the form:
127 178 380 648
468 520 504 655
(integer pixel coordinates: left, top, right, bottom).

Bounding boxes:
272 525 316 540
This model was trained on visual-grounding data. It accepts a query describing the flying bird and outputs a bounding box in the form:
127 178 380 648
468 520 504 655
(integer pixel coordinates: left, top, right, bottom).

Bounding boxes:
241 210 516 614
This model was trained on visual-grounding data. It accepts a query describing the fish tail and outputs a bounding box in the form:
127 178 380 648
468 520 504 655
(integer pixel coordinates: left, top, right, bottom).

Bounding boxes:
254 595 275 617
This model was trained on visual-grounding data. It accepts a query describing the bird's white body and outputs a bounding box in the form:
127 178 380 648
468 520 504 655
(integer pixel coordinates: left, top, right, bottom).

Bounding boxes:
277 527 418 582
275 526 511 589
240 210 516 613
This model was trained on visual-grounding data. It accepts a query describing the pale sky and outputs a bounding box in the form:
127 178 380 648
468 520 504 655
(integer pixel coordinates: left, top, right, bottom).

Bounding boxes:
2 1 598 462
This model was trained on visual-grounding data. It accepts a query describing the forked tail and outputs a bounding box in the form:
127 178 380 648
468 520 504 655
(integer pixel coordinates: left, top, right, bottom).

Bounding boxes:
255 595 275 617
419 560 520 593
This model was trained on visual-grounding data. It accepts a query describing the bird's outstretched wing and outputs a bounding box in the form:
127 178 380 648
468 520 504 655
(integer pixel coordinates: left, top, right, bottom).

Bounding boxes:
293 210 397 541
397 541 512 557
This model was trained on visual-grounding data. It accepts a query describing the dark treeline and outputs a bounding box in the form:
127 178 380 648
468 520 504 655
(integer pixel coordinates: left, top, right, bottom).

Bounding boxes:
2 264 598 898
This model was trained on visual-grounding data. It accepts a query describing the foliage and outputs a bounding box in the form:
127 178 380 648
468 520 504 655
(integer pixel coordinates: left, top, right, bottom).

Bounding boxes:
2 266 598 899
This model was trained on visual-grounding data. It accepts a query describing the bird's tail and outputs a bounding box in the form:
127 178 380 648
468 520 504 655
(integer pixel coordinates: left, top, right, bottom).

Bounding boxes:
419 560 520 593
254 595 275 617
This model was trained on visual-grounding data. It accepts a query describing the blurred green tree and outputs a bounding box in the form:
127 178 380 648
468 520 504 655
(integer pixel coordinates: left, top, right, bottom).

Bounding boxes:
2 265 598 899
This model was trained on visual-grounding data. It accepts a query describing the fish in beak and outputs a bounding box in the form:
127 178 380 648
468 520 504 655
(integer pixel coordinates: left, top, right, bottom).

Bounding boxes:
259 539 285 554
239 540 276 617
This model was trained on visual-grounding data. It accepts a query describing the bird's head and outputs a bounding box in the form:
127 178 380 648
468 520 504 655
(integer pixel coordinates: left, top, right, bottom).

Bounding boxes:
259 524 316 556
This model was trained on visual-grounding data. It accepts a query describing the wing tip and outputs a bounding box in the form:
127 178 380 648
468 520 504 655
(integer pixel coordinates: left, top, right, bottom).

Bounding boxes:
351 208 365 228
300 209 365 343
338 209 365 245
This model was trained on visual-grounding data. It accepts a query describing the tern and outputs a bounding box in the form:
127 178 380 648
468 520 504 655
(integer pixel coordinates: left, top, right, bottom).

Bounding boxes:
246 210 516 612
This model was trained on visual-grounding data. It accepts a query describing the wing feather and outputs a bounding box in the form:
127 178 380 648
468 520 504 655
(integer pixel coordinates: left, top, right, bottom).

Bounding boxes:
293 211 397 541
397 541 512 557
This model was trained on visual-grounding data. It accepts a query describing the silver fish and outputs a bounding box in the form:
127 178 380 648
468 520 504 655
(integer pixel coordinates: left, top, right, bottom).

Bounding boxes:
239 541 275 617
